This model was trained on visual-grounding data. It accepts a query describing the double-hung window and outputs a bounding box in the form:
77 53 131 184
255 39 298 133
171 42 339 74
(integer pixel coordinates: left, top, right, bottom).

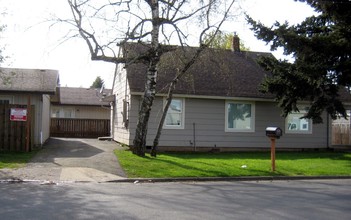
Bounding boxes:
225 101 255 132
164 98 184 129
285 107 312 134
51 107 75 118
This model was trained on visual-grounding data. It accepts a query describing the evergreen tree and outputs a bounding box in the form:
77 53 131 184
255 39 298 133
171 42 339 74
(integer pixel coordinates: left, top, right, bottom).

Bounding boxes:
90 76 104 89
247 0 351 123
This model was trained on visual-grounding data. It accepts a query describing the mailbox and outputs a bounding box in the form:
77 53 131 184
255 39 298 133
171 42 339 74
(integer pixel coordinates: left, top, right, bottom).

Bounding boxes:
266 127 282 139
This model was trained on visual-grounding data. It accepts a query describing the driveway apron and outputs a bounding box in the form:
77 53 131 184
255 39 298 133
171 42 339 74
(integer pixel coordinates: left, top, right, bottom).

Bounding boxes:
3 138 127 182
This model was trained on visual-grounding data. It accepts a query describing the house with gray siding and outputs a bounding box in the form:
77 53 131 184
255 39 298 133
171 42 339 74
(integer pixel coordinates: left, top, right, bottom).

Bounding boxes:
0 67 59 149
50 87 111 120
108 42 351 151
50 87 111 138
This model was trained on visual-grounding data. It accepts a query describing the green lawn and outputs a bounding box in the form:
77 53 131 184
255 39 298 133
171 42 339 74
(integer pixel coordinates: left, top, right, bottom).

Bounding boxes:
115 150 351 178
0 151 37 169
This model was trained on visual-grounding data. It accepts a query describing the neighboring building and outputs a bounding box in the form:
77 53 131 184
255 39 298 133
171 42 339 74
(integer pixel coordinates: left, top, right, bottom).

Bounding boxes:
50 87 111 120
107 42 351 151
50 87 111 138
0 67 59 149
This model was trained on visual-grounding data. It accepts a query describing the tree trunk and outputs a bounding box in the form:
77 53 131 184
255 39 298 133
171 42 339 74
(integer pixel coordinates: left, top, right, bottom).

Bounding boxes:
132 0 160 157
150 80 177 157
151 45 206 157
132 58 159 156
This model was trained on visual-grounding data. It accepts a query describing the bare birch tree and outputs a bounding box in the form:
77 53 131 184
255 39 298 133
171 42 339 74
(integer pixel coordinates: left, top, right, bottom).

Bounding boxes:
0 19 6 78
0 12 6 66
65 0 238 156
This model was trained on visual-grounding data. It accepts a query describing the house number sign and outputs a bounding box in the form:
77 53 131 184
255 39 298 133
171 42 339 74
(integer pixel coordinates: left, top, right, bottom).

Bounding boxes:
10 108 27 121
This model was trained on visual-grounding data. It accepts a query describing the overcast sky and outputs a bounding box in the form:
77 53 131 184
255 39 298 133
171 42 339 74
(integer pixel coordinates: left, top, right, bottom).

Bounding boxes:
0 0 316 88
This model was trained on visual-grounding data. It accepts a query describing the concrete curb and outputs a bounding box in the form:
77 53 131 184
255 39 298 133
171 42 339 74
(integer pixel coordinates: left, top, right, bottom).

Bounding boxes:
1 176 351 184
106 175 351 183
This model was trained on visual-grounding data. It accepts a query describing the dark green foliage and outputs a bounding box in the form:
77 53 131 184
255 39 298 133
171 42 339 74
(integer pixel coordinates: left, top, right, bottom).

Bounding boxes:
247 0 351 123
90 76 104 88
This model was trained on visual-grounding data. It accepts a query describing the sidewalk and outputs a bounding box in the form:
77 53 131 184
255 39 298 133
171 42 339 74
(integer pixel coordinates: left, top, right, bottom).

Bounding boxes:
0 138 127 183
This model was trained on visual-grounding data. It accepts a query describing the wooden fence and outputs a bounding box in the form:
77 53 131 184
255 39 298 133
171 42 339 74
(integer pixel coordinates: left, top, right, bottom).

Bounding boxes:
50 118 110 138
332 123 351 145
0 104 34 152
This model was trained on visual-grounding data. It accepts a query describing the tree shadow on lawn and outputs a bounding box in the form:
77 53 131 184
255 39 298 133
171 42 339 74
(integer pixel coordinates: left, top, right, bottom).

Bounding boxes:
151 156 275 177
275 151 351 162
159 151 351 161
146 151 351 176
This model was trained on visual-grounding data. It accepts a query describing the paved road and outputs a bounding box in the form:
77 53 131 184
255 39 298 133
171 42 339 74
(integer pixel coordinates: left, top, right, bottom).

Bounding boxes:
0 138 126 182
0 179 350 220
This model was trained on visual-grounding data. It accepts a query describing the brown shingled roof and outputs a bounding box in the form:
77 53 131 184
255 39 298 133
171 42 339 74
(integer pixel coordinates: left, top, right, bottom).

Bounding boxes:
54 87 111 106
123 43 275 99
0 68 59 94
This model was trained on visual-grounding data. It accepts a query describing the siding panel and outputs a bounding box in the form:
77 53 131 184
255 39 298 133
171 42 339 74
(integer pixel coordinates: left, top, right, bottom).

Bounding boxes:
139 97 330 149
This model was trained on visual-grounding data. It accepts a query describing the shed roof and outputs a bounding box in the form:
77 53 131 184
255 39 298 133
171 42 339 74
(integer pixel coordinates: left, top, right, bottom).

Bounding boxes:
0 68 59 94
123 43 275 99
53 87 112 106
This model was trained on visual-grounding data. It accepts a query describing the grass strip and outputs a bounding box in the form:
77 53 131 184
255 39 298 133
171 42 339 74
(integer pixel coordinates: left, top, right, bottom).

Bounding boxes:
115 150 351 178
0 151 37 169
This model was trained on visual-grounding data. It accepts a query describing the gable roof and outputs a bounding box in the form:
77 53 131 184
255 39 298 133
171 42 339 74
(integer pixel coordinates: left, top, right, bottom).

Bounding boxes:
123 43 275 100
52 87 112 106
0 68 59 94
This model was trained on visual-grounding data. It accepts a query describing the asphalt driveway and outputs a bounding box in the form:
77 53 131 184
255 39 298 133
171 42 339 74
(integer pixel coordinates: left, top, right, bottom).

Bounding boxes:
1 138 127 182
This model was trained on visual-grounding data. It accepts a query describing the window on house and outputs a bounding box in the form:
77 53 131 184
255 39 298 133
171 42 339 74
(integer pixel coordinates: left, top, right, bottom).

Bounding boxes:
0 100 10 104
286 107 312 134
225 101 255 132
0 96 13 104
64 109 74 118
164 98 184 129
51 108 75 118
51 109 60 118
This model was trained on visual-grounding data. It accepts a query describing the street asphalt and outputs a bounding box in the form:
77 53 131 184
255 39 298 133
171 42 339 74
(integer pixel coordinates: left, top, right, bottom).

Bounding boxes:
0 179 350 220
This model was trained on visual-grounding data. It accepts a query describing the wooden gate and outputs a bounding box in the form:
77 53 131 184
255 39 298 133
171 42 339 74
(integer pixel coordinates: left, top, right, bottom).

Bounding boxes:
332 123 351 145
0 104 34 152
332 112 351 146
50 118 110 138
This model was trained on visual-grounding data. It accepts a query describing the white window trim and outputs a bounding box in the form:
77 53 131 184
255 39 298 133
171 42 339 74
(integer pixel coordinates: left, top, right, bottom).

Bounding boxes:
285 108 312 134
51 107 75 118
163 98 185 129
0 95 13 104
225 100 255 132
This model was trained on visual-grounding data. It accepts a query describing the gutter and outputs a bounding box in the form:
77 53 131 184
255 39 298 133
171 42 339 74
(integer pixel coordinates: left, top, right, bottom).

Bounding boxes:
106 175 351 184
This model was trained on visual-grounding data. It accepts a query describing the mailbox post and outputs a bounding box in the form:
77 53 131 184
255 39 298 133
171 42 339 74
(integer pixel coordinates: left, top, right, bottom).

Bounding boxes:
265 127 282 171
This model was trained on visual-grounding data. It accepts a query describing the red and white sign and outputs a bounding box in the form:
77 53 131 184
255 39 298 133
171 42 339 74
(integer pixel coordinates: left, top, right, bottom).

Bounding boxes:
10 108 27 121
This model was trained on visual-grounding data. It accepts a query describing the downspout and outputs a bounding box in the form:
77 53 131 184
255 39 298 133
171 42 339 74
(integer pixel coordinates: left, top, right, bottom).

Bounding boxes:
124 63 129 130
193 122 196 152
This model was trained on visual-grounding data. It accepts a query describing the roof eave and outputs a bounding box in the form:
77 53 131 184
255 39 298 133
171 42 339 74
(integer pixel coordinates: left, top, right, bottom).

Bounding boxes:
130 91 276 102
0 89 57 95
